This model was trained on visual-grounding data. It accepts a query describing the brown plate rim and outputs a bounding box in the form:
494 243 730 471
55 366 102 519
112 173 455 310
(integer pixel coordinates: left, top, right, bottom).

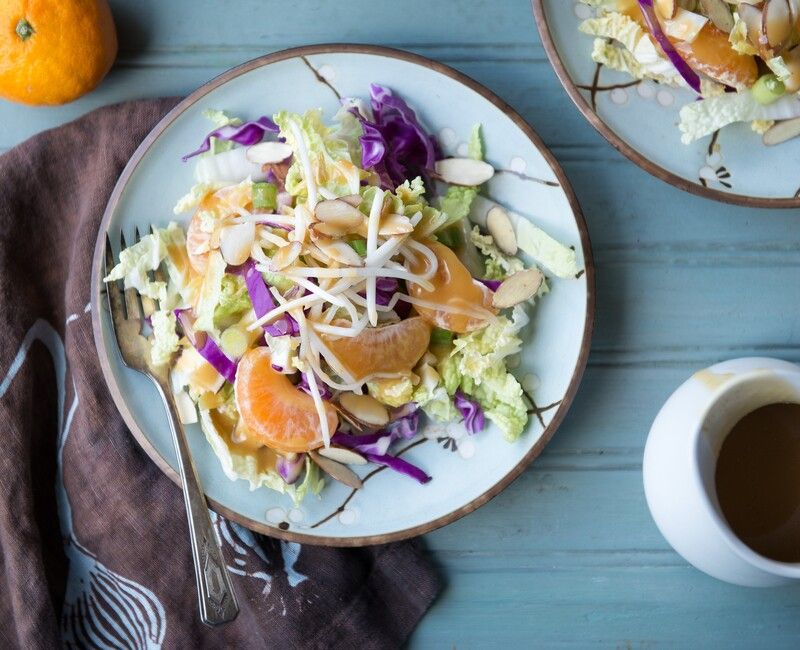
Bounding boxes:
532 0 800 209
90 43 595 547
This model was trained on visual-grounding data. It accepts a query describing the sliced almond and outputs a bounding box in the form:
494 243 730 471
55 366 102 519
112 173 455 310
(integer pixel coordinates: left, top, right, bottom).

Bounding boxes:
782 45 800 92
655 0 677 20
738 3 765 49
314 199 365 229
219 222 255 266
434 158 495 186
698 0 734 32
317 446 368 466
486 206 517 256
339 194 363 208
270 240 302 270
763 117 800 145
763 0 792 51
310 221 351 238
334 404 371 433
338 393 390 427
246 141 293 165
789 0 800 23
309 232 364 266
309 451 363 489
492 268 544 309
378 213 414 236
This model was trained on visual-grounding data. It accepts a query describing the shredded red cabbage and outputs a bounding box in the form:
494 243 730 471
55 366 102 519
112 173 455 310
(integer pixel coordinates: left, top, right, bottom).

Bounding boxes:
297 372 333 400
256 220 293 232
387 403 420 439
332 431 392 455
330 404 419 453
182 116 279 161
358 277 401 307
454 390 485 434
237 260 299 337
277 453 305 484
348 84 440 189
173 308 237 382
477 278 502 291
331 403 428 482
196 333 238 384
363 452 432 484
637 0 701 94
331 432 430 483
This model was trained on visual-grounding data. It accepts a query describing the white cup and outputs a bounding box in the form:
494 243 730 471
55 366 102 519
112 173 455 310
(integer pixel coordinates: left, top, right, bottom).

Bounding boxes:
643 357 800 587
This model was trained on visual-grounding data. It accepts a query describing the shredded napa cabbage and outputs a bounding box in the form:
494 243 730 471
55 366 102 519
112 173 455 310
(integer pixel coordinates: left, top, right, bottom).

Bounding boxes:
173 181 229 214
274 109 365 199
192 251 228 335
580 13 683 84
470 226 524 280
213 274 252 330
679 92 800 144
428 306 531 441
103 222 189 307
729 13 757 56
202 109 243 155
150 309 180 366
368 376 415 407
467 123 483 160
265 334 300 371
198 409 323 503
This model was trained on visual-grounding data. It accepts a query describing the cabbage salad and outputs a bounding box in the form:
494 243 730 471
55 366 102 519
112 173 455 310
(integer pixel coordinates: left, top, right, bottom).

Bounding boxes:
104 84 580 503
579 0 800 145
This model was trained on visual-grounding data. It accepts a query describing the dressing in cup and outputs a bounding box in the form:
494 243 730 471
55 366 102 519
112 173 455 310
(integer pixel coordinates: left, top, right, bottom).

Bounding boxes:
643 358 800 586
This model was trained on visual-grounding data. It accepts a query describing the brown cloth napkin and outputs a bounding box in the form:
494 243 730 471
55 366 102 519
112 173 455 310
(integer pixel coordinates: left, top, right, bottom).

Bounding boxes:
0 98 441 649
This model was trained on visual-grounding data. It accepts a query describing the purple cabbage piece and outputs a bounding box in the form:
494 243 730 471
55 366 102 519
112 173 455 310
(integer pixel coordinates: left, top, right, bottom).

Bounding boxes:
277 453 305 484
174 308 238 382
358 277 399 307
237 260 299 337
331 432 430 483
454 390 485 434
257 220 293 232
363 452 432 484
387 403 420 440
348 84 439 189
376 277 399 293
330 402 428 482
297 372 333 400
196 334 238 384
637 0 701 94
332 431 392 456
330 403 419 453
182 116 279 161
477 278 502 291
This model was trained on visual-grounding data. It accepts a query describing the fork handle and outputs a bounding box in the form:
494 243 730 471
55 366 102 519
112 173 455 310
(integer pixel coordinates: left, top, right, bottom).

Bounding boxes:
156 382 240 626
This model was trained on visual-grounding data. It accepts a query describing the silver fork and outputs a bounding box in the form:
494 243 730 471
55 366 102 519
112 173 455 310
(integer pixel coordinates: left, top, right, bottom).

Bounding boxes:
104 230 239 626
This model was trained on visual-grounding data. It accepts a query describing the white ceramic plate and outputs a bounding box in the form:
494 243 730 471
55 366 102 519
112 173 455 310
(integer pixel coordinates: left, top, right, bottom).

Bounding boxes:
91 45 594 546
534 0 800 207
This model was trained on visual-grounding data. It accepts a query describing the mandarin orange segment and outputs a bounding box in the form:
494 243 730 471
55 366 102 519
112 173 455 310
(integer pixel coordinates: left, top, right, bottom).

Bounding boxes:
674 23 758 88
323 317 432 382
234 347 338 453
407 241 497 334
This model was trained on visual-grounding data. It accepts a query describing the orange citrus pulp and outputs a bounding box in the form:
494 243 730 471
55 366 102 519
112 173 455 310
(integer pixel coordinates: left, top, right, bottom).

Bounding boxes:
235 347 337 453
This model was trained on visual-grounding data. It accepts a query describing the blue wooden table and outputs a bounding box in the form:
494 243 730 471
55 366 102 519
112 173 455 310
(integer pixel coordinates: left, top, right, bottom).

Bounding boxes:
6 0 800 646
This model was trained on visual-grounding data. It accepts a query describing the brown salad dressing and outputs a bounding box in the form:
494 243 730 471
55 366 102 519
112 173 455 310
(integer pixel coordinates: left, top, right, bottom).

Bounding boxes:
715 403 800 563
210 410 278 475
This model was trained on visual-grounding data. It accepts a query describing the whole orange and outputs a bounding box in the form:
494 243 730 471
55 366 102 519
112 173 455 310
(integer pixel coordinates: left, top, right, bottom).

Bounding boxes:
0 0 117 105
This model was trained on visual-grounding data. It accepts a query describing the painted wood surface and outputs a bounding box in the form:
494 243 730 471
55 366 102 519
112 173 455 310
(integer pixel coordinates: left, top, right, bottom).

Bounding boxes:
5 0 800 646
